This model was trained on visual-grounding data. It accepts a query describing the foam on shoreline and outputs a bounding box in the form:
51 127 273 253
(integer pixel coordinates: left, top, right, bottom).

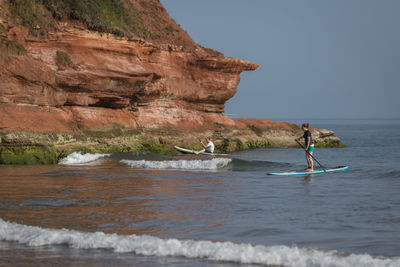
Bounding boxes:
0 219 399 267
120 158 232 170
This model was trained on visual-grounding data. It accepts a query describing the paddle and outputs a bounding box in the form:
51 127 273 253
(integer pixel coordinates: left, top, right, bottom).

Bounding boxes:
295 139 326 169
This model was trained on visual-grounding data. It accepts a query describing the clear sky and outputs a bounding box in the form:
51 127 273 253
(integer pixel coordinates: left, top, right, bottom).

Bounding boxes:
161 0 400 119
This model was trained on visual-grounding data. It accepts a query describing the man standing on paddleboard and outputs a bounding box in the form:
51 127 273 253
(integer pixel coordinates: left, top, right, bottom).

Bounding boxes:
195 137 215 154
295 123 314 171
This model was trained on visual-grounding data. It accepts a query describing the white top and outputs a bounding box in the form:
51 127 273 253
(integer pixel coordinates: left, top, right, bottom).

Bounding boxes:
205 141 215 153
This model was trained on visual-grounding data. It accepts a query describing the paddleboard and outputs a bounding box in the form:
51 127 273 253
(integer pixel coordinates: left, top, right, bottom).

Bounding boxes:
174 146 229 156
267 166 349 176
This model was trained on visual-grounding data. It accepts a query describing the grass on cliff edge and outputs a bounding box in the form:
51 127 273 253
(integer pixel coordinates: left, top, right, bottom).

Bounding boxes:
7 0 150 38
0 37 27 55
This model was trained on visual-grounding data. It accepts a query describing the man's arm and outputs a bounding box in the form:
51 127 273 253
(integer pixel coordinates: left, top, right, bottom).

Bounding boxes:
199 139 206 148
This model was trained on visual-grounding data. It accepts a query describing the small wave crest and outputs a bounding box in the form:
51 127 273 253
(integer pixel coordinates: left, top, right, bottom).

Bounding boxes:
58 152 111 165
231 158 292 172
381 170 400 179
0 219 398 267
120 158 232 170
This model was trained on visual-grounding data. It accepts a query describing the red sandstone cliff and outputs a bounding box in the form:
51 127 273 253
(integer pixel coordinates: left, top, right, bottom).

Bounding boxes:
0 0 343 155
0 0 257 131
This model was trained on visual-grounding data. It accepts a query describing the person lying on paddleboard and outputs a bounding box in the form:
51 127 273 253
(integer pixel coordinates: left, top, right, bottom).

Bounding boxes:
295 123 314 171
195 137 215 154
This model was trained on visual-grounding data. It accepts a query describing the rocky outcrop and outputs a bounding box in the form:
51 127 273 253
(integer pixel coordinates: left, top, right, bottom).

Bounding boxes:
1 26 258 129
0 0 344 164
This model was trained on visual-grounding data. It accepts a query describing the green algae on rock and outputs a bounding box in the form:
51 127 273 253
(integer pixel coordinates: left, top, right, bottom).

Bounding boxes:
0 144 58 165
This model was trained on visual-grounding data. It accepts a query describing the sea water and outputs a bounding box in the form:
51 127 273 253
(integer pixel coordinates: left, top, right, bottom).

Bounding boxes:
0 119 399 267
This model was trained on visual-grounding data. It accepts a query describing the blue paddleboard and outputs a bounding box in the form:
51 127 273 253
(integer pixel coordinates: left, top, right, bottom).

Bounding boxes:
267 166 349 176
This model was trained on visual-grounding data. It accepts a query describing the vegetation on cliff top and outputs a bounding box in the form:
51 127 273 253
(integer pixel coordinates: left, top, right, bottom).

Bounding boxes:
6 0 194 48
8 0 148 37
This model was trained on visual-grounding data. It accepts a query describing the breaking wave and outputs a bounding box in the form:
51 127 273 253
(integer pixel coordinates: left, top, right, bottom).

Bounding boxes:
120 158 232 170
58 152 111 165
0 219 398 267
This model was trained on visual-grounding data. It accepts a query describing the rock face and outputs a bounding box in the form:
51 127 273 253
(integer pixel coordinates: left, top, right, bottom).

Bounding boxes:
0 0 344 163
1 27 257 131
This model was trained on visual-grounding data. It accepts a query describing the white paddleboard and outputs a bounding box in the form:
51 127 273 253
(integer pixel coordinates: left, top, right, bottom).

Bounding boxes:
174 146 229 156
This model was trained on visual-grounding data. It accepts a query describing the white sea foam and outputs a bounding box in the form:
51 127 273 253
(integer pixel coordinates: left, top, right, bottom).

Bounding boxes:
120 158 232 170
58 152 111 165
0 219 399 267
